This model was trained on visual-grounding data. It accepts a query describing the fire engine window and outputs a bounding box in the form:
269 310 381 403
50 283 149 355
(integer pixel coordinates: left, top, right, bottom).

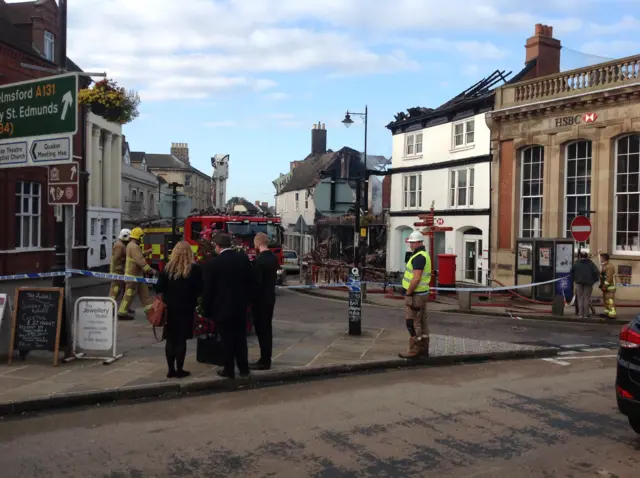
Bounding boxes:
191 221 203 240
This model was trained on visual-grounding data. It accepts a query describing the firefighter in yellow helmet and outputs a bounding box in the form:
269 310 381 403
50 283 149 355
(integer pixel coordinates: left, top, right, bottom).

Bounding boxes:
399 230 431 359
599 252 617 319
108 228 131 303
117 227 156 320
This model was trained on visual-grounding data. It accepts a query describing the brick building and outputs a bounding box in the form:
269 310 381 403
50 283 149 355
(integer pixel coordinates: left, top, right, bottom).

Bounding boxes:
0 0 87 275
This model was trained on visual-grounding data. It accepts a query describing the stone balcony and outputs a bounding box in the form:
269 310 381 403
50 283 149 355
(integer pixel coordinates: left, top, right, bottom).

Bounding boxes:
495 54 640 110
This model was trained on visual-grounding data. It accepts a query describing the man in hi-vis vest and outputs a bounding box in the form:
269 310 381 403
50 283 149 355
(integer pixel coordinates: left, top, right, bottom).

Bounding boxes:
400 230 432 359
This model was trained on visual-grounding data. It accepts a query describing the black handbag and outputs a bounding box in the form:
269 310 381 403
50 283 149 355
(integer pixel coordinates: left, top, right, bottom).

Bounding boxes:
196 332 223 365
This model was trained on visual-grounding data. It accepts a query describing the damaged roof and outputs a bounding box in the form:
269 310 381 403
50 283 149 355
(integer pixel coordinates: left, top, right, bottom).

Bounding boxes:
279 147 361 195
386 63 536 132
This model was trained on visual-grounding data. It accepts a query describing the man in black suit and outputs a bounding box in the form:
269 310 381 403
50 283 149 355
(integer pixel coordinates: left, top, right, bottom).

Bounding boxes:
250 232 280 370
202 233 252 378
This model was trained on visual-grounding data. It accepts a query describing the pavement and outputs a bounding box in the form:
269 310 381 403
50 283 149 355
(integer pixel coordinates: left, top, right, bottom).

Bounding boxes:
0 351 635 477
0 275 627 416
294 280 637 325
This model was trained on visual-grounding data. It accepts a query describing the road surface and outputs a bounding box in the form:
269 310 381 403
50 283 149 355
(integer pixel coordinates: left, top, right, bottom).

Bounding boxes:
0 351 636 477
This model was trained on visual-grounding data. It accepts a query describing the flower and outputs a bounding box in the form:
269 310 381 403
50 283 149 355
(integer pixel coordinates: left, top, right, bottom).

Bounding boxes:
78 78 140 124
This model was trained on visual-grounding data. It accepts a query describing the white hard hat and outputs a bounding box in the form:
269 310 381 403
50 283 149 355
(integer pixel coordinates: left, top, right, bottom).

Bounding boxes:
408 230 424 242
119 228 132 240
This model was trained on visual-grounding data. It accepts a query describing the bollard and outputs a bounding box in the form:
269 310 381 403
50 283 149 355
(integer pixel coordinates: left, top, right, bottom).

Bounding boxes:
458 290 471 311
551 295 565 316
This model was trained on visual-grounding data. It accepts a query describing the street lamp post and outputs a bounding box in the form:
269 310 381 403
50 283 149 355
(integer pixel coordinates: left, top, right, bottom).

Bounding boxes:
342 106 368 270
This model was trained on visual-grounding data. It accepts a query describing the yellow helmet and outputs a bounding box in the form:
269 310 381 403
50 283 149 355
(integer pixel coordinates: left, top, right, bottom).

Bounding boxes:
130 227 144 241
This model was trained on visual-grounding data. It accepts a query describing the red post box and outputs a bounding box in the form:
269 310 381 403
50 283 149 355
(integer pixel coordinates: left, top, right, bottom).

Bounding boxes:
437 254 457 292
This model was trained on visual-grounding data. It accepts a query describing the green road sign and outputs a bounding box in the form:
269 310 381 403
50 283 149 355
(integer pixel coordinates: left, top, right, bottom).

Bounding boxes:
0 73 78 141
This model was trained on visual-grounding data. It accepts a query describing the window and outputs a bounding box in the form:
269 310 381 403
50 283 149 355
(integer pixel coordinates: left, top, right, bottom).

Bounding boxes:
453 119 475 148
449 168 475 207
90 218 97 236
132 190 137 202
44 31 54 61
185 175 191 186
139 192 144 212
295 192 299 211
112 219 119 238
149 194 154 214
615 134 640 252
520 146 544 238
304 191 309 209
14 181 41 248
565 141 592 241
405 132 423 157
100 219 107 236
402 174 422 209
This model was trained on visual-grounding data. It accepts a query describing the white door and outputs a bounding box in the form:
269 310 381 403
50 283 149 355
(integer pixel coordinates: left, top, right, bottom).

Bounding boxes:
464 236 483 283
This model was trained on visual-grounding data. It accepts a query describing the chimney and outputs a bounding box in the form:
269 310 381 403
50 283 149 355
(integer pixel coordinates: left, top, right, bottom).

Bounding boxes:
311 121 327 156
255 201 261 207
261 202 268 208
170 142 190 164
290 160 301 172
524 24 561 79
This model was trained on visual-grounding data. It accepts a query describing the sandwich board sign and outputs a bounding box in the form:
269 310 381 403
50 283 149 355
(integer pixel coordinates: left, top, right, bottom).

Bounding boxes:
70 297 123 365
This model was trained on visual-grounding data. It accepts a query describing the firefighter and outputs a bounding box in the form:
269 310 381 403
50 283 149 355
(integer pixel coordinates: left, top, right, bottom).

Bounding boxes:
108 228 131 303
118 227 157 320
399 230 431 359
599 252 616 319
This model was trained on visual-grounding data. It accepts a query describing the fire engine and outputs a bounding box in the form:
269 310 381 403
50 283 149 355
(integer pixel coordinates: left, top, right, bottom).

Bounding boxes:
142 208 285 271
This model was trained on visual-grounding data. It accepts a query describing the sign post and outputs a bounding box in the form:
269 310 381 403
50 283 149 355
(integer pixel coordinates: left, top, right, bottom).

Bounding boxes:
47 161 79 205
70 297 122 365
0 73 78 169
347 267 362 335
0 294 11 358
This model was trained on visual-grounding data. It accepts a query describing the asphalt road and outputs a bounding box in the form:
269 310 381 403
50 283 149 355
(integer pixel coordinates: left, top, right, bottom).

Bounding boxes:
72 282 623 351
0 352 636 477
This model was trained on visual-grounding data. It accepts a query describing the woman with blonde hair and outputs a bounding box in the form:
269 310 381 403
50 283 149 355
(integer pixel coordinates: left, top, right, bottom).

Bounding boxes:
154 241 203 378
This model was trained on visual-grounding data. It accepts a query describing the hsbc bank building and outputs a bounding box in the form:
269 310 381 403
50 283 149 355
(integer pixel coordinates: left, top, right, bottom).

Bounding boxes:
486 26 640 299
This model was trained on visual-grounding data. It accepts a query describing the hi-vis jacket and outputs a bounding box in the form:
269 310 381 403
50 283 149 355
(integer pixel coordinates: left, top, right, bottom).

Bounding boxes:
600 262 616 291
110 240 127 275
402 250 432 293
124 241 152 277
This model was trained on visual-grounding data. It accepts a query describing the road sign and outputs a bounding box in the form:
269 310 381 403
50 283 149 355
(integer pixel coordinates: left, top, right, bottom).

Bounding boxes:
0 73 77 169
570 215 592 242
48 161 79 205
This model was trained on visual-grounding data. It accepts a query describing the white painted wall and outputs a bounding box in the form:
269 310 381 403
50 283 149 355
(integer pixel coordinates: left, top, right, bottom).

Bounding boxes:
387 111 492 283
276 188 316 229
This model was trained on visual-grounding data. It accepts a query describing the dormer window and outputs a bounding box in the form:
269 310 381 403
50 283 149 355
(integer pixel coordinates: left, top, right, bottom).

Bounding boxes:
44 31 55 62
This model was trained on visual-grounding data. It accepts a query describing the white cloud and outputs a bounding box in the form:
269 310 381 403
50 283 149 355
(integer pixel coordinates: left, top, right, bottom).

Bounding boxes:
589 15 640 35
388 38 509 60
265 92 289 101
204 120 238 127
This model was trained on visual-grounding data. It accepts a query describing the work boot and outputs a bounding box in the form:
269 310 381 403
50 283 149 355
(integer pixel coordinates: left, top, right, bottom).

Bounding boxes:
399 338 419 359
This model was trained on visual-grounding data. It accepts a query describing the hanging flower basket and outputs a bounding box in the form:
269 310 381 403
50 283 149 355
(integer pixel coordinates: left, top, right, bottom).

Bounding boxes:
79 78 140 125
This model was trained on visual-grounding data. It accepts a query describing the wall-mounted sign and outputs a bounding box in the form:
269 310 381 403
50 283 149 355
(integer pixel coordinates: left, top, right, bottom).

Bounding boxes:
554 112 598 128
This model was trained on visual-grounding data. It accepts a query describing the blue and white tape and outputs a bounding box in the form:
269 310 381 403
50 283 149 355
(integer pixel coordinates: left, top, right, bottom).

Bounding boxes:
2 269 640 292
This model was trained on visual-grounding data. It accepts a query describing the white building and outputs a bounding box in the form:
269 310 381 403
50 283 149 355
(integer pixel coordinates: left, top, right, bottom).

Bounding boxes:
386 86 498 284
85 111 122 269
121 146 159 226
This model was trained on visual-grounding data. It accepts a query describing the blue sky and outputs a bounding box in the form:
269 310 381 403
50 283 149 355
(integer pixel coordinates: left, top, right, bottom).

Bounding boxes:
14 0 640 203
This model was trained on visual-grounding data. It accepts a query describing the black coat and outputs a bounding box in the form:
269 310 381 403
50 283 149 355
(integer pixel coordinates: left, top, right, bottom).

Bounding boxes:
571 258 600 286
154 264 203 340
202 249 253 323
252 250 279 306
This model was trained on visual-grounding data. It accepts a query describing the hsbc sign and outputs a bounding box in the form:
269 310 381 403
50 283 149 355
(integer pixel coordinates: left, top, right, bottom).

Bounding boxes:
554 112 598 127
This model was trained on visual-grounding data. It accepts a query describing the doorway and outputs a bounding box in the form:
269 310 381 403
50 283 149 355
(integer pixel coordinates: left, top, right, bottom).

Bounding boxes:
463 229 483 283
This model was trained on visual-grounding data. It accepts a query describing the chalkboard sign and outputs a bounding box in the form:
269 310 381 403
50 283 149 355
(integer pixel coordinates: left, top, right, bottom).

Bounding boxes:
8 287 64 366
348 267 362 335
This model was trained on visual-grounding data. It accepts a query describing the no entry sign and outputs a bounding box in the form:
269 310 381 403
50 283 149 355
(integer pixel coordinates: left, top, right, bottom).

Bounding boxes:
570 216 592 242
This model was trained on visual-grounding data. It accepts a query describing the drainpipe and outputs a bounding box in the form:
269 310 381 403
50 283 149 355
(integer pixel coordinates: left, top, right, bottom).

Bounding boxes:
487 142 493 287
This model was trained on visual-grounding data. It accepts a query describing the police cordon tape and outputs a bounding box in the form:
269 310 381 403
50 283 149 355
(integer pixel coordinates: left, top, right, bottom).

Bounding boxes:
5 269 639 291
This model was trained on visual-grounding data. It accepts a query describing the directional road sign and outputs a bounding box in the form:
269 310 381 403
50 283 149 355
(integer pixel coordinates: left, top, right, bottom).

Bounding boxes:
0 73 78 169
48 161 79 205
570 215 592 242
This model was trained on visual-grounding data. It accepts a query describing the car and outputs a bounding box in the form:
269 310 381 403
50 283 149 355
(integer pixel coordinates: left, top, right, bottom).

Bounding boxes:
616 313 640 435
282 249 300 273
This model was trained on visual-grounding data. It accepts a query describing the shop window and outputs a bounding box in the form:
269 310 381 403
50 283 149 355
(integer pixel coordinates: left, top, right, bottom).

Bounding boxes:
565 141 592 246
615 134 640 252
15 181 41 249
520 146 544 238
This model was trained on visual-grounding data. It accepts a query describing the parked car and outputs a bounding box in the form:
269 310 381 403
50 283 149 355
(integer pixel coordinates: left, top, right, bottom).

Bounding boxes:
282 249 300 273
616 313 640 435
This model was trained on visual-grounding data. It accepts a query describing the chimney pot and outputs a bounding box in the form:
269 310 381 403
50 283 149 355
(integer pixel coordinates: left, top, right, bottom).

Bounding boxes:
535 23 543 35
